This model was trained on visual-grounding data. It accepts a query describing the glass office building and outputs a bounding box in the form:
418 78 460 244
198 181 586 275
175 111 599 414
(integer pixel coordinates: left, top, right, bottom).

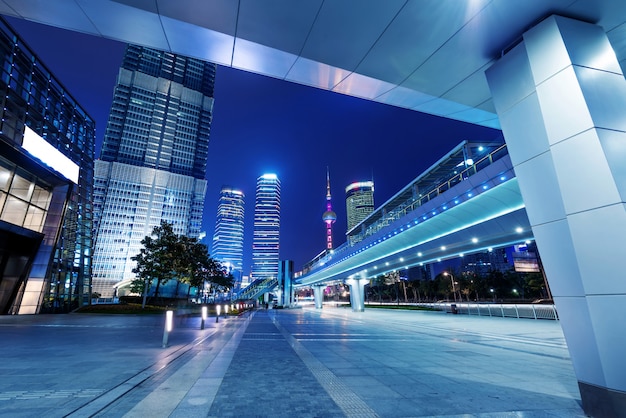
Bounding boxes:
345 181 374 234
251 174 281 282
211 186 245 289
92 45 215 297
0 18 95 314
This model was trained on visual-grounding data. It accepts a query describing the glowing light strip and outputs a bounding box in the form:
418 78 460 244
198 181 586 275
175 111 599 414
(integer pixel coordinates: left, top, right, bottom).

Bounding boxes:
22 126 79 184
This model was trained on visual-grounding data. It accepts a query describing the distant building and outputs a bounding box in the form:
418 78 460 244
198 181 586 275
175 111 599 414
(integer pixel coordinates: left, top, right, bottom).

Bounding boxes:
251 174 281 282
0 18 95 314
345 181 374 239
461 248 512 276
211 186 245 289
92 45 216 297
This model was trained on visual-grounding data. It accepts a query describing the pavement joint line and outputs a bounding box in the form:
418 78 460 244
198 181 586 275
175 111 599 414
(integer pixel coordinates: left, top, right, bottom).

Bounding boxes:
270 311 379 418
312 308 569 351
64 327 221 418
166 311 255 417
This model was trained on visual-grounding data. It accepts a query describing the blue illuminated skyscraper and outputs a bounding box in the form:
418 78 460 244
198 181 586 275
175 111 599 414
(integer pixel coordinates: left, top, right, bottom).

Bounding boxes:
251 174 281 281
92 45 216 297
211 186 245 288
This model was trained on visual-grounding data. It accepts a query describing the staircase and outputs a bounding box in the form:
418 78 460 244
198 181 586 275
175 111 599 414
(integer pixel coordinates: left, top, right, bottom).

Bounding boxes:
236 277 278 301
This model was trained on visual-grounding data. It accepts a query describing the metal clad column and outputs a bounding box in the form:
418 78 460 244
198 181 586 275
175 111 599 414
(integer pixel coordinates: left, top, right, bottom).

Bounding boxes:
486 15 626 417
313 284 324 309
345 278 367 312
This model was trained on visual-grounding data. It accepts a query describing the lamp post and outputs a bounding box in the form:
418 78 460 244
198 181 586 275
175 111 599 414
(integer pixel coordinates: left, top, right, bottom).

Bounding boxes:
444 272 457 302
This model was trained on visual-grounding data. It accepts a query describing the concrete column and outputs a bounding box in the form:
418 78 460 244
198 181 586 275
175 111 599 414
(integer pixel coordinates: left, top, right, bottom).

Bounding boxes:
312 285 325 309
486 15 626 417
345 278 368 312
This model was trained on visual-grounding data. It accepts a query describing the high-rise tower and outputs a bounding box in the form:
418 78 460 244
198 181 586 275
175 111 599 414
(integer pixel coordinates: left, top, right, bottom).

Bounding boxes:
211 186 245 288
345 181 375 235
322 168 337 250
92 45 216 297
251 174 281 282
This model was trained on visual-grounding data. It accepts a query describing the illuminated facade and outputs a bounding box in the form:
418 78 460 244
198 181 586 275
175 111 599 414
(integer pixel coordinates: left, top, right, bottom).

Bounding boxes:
211 186 245 288
0 18 95 314
92 45 215 297
251 174 281 282
345 181 374 234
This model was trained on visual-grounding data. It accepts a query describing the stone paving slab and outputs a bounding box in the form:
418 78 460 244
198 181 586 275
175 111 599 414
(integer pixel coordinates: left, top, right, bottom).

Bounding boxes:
0 307 588 417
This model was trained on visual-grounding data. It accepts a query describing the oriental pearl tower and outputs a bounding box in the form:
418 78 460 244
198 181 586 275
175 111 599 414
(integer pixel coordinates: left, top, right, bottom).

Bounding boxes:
322 168 337 250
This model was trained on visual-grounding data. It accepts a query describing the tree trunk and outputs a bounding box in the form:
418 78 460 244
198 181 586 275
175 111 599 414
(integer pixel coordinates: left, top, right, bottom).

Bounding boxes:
141 279 149 309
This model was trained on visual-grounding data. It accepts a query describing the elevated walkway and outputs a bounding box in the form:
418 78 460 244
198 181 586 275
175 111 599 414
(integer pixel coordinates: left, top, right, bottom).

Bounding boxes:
236 276 278 301
297 142 531 289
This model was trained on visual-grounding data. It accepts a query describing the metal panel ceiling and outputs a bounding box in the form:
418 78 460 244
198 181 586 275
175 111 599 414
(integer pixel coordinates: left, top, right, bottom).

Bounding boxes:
0 0 625 130
300 0 406 72
237 0 322 56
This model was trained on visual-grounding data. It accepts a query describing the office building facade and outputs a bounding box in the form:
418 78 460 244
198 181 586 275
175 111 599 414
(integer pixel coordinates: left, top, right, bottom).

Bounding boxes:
251 174 280 282
211 186 245 288
345 181 374 234
0 18 95 314
92 45 215 297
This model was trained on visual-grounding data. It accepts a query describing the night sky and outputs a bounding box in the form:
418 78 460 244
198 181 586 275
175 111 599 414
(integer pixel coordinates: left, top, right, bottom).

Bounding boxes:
6 16 501 273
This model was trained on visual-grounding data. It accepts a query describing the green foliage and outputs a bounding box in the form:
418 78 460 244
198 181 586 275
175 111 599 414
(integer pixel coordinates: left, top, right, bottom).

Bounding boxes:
131 221 231 304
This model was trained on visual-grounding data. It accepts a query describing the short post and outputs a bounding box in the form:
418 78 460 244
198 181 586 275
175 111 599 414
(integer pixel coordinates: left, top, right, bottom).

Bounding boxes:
224 304 229 316
216 304 221 323
201 305 207 330
162 310 173 348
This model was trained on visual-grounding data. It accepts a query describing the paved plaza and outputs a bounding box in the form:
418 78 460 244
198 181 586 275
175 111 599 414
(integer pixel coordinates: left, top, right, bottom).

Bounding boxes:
0 306 586 417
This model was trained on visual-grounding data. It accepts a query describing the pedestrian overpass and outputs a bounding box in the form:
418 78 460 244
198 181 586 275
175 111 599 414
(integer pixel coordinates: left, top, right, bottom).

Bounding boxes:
293 141 533 310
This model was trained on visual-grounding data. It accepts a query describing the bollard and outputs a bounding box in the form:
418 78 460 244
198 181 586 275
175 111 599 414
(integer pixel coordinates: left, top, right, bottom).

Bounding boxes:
201 306 207 330
162 310 173 348
216 304 221 323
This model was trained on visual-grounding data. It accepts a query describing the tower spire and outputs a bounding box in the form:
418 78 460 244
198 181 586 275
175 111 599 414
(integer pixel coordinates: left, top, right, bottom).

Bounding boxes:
322 167 337 250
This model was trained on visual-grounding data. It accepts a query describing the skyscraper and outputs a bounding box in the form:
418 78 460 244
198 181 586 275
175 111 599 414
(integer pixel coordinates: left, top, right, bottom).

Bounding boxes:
345 181 375 233
322 168 336 250
251 174 281 282
92 45 216 297
211 186 245 288
0 18 95 314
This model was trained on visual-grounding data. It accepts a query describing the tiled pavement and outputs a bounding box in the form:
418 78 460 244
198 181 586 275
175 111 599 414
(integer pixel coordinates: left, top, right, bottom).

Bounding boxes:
0 306 587 417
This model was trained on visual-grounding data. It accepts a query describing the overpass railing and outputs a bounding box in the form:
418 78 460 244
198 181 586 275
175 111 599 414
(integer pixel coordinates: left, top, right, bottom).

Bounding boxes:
236 277 278 301
420 302 559 320
352 144 509 244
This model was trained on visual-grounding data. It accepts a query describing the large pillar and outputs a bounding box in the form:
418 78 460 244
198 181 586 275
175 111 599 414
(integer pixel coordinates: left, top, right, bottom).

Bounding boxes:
278 260 294 307
486 15 626 417
345 278 368 312
312 285 325 309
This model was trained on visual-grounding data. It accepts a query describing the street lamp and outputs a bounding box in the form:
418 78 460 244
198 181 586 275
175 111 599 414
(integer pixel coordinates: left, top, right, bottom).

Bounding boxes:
444 272 457 302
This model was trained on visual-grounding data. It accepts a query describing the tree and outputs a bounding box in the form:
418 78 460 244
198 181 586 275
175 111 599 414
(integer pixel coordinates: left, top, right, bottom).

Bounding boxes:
177 238 228 299
131 221 180 308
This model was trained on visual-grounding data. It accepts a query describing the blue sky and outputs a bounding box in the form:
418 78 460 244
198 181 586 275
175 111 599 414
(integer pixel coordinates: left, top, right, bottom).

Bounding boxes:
7 16 501 273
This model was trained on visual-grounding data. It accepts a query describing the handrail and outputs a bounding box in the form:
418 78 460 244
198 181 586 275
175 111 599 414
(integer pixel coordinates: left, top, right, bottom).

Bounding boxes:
418 302 559 320
236 276 277 300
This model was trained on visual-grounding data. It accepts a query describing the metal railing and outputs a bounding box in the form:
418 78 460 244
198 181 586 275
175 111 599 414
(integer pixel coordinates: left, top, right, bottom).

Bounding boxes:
91 297 119 305
236 277 278 301
422 302 559 320
352 144 509 244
